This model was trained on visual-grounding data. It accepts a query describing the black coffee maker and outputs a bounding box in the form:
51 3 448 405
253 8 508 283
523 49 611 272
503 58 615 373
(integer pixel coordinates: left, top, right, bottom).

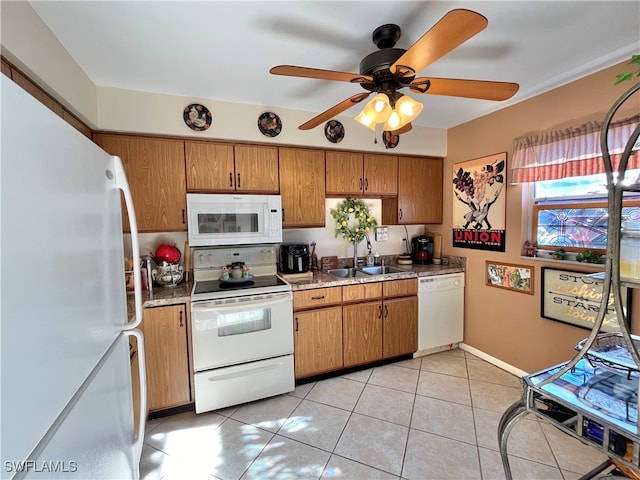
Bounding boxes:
411 235 434 265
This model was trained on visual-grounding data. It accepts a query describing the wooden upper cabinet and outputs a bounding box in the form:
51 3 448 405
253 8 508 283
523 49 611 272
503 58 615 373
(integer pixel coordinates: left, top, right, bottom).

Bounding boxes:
326 151 363 196
234 144 279 193
186 142 278 193
279 147 325 228
94 134 187 232
382 156 443 225
364 154 398 196
186 141 234 191
325 151 397 197
1 58 11 78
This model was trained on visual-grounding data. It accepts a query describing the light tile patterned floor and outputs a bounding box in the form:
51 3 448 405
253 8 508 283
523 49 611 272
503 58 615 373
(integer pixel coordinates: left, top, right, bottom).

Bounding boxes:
140 350 608 479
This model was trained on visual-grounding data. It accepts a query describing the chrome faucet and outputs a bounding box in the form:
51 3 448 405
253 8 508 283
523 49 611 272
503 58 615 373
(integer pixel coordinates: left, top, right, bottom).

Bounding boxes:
353 231 373 268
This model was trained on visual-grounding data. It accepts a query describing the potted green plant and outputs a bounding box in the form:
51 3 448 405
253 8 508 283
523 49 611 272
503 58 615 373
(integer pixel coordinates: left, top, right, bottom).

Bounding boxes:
551 248 566 260
576 249 603 264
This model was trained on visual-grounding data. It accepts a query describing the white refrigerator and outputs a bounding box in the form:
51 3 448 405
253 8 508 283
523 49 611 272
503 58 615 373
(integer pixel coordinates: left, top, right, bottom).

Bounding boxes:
1 76 146 479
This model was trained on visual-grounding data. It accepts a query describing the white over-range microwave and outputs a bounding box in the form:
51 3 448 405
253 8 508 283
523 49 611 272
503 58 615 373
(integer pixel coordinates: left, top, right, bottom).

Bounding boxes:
187 193 283 246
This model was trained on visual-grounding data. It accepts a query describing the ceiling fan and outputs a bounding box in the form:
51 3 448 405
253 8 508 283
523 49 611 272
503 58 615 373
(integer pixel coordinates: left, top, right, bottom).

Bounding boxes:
270 9 519 134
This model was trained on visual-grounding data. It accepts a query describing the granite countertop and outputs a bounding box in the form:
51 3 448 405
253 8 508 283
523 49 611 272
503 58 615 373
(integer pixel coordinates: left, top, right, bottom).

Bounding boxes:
127 281 192 319
287 263 465 291
127 260 466 317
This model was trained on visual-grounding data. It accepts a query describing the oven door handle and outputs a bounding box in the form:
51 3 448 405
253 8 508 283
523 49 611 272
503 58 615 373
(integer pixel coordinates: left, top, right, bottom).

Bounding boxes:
191 292 293 312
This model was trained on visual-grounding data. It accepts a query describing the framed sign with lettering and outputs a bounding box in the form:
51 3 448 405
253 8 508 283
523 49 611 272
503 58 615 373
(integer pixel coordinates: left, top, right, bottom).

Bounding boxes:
541 267 632 332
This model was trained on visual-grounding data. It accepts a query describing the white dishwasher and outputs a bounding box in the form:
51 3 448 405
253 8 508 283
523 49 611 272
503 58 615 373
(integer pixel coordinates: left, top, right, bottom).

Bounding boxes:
417 272 465 353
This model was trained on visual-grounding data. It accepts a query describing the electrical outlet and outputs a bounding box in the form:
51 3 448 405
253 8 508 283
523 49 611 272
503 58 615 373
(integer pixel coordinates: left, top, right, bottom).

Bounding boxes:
376 226 389 242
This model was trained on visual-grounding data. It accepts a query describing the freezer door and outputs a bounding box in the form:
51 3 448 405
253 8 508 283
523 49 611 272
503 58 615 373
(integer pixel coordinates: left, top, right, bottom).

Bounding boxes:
1 77 130 473
6 335 137 480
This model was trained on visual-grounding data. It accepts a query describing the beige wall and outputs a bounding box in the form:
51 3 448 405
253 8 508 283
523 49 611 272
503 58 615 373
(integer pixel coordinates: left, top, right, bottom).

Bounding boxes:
0 1 98 127
440 62 639 373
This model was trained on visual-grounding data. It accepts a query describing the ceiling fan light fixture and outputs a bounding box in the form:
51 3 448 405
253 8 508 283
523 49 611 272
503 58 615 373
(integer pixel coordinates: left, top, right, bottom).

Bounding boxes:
383 110 401 131
395 95 423 125
354 110 376 130
363 93 392 123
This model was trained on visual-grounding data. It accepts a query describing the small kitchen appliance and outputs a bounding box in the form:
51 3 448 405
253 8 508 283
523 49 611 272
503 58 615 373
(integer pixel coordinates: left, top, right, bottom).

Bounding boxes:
279 243 310 274
411 235 434 265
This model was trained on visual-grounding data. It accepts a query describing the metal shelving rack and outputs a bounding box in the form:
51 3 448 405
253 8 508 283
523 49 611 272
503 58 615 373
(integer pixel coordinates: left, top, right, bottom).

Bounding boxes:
498 81 640 479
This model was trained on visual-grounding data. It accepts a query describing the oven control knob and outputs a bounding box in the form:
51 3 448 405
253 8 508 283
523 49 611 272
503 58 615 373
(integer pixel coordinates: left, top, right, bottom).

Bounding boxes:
197 253 205 263
207 254 213 264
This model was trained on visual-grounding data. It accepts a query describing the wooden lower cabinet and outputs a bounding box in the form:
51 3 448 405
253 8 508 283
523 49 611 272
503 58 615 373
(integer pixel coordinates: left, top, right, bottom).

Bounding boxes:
140 304 191 412
382 296 418 358
343 301 383 367
294 306 343 379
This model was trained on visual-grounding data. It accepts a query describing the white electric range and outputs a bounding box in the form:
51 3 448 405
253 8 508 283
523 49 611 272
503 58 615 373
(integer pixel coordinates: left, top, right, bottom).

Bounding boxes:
190 244 294 413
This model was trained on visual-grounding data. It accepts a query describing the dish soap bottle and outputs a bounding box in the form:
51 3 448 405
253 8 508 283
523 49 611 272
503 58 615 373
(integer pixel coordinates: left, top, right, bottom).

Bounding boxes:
310 242 318 271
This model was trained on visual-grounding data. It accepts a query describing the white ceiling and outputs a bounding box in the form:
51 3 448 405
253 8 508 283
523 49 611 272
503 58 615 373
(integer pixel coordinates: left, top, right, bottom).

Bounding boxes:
29 1 640 129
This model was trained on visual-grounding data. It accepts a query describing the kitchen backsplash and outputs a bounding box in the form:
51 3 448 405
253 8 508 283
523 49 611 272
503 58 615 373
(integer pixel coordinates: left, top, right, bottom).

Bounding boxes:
124 198 440 264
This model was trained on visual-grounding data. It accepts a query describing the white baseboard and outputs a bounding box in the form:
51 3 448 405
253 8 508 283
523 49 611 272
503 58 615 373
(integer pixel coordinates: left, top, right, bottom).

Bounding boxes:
459 343 529 378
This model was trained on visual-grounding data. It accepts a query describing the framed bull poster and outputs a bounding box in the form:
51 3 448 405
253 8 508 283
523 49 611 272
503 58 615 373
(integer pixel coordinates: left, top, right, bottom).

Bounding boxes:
452 152 507 251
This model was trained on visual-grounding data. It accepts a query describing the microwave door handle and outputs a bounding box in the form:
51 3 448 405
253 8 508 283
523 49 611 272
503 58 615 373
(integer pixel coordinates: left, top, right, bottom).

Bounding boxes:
192 294 292 313
113 156 143 330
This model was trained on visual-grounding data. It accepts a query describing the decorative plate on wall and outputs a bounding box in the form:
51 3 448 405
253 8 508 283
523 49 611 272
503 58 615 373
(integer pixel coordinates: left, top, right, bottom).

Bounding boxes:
183 104 212 131
324 120 344 143
383 131 400 149
258 112 282 137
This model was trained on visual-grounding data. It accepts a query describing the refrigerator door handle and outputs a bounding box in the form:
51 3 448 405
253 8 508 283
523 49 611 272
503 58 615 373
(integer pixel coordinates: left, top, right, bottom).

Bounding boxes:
124 329 147 467
113 156 143 329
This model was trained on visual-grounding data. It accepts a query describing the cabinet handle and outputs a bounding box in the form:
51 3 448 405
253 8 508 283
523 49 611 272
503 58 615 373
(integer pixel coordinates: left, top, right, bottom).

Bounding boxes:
179 311 184 327
181 209 186 224
237 173 241 188
365 178 369 191
378 305 382 319
295 317 299 332
311 295 325 300
399 208 403 220
359 178 363 190
384 305 389 318
229 173 233 187
282 208 285 222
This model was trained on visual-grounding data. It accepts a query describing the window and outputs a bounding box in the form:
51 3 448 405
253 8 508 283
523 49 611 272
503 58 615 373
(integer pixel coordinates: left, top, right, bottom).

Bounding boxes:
531 171 640 252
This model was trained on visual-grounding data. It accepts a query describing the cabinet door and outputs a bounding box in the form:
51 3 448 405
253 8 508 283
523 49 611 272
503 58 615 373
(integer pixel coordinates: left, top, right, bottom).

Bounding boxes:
343 301 383 367
382 156 443 225
342 282 382 303
96 134 187 232
293 286 342 310
234 144 279 193
279 147 325 228
185 141 235 192
364 154 397 196
383 296 418 359
325 151 363 196
383 278 418 298
140 305 191 412
294 306 343 379
127 137 186 231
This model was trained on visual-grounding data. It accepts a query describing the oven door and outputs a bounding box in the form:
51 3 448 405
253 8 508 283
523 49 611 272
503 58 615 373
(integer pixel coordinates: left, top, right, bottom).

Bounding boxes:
191 291 293 371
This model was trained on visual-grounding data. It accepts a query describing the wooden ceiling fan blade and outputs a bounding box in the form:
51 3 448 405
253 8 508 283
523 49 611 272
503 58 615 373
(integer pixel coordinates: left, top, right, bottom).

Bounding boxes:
411 77 519 101
391 9 487 74
385 123 412 135
299 93 371 130
270 65 373 84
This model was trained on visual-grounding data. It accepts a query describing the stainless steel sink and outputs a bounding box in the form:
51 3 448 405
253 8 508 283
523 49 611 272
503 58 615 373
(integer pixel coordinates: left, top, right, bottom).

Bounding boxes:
360 265 409 275
327 266 409 278
326 268 366 278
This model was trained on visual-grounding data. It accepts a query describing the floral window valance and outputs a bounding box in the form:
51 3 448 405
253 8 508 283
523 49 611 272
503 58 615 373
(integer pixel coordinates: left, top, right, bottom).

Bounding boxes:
510 114 640 183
